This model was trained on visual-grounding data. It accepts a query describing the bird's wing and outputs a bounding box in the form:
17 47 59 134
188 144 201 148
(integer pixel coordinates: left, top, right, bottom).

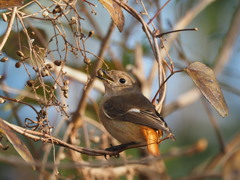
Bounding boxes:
102 95 172 134
123 108 171 133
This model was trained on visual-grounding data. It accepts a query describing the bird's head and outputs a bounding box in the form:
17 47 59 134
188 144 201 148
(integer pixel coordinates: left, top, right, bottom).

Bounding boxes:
97 69 139 96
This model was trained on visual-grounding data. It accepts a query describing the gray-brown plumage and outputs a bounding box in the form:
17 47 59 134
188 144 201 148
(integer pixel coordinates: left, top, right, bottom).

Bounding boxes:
97 69 175 155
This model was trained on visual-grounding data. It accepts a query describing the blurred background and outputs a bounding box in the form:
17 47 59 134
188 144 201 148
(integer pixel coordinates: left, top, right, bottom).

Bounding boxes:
0 0 239 179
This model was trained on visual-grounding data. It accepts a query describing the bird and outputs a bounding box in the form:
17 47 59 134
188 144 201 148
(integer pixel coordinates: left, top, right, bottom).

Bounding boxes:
97 69 175 156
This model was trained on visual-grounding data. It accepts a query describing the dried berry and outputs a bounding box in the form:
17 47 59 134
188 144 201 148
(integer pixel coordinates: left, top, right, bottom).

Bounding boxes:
27 80 35 87
45 63 53 69
54 60 62 66
16 50 25 57
52 84 57 90
63 92 68 98
41 70 49 77
97 69 104 78
88 30 94 37
70 17 76 25
40 110 47 116
0 57 8 62
15 62 22 68
61 86 69 92
84 58 91 65
63 80 69 85
52 5 62 14
42 11 49 18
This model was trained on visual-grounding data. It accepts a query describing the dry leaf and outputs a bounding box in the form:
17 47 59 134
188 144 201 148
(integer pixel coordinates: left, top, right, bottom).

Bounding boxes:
223 149 240 180
185 62 228 117
0 119 35 170
99 0 125 32
0 0 23 9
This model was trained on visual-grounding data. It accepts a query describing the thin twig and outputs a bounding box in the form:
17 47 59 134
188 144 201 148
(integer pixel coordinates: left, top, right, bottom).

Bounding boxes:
0 95 38 115
0 7 18 51
147 0 172 25
155 28 198 38
152 70 183 104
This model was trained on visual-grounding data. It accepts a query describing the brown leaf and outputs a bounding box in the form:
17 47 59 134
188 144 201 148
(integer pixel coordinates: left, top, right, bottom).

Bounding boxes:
99 0 125 32
223 149 240 180
0 119 35 170
185 62 228 117
0 0 23 9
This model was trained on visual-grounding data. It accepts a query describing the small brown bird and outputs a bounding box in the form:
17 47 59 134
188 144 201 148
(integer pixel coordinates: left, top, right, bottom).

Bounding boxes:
97 69 175 156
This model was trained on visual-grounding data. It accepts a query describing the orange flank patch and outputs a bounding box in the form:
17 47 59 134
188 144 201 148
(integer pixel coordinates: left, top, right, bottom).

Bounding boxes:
141 126 163 156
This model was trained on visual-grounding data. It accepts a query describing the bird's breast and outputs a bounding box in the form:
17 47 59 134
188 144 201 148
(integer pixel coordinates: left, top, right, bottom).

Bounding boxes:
99 111 146 144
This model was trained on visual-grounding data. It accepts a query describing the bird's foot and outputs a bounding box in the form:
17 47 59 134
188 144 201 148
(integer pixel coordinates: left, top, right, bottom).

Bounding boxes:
104 142 136 159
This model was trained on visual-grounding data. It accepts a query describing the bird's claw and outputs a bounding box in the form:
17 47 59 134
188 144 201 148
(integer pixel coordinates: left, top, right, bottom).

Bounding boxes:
104 142 136 159
104 144 120 159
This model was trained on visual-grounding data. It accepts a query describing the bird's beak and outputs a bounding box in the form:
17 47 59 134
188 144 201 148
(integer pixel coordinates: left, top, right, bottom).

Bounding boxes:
96 69 114 82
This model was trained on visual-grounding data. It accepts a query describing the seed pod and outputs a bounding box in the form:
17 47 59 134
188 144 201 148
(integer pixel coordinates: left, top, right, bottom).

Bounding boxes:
88 30 94 37
54 60 62 66
15 62 22 68
16 50 25 57
84 58 91 65
27 80 35 87
0 57 8 62
2 13 7 22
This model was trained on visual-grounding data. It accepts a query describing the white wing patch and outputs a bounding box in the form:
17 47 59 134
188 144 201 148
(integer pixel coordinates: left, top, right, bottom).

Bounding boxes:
128 108 141 113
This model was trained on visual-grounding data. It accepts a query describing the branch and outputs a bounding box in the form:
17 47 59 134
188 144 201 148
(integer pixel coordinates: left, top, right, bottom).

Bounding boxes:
2 119 117 156
0 125 207 168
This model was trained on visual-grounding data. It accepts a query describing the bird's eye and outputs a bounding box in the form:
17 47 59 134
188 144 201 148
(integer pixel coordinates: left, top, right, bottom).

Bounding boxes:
119 78 126 84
